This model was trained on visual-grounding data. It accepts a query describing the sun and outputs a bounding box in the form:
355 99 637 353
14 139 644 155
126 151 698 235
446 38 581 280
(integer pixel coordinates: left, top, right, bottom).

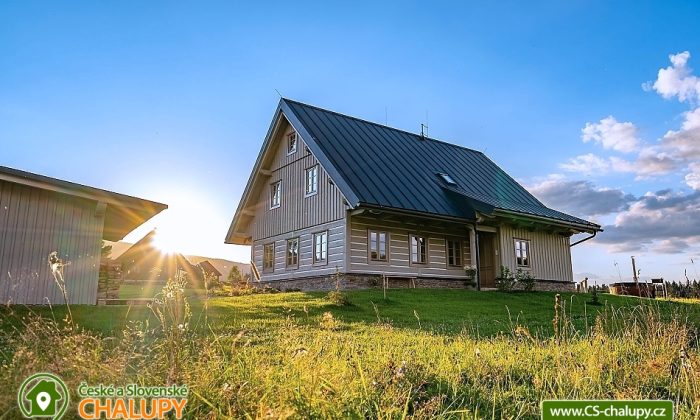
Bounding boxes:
153 228 178 254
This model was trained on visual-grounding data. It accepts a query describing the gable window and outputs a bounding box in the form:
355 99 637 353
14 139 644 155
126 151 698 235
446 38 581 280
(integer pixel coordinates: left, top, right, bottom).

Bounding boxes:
286 238 299 268
410 235 427 264
305 165 318 196
263 243 275 272
369 230 388 261
270 181 281 209
514 239 531 267
446 239 462 267
287 132 298 155
313 231 328 263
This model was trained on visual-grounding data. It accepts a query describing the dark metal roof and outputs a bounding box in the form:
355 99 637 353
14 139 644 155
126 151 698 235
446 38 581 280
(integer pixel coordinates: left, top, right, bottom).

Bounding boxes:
282 99 600 230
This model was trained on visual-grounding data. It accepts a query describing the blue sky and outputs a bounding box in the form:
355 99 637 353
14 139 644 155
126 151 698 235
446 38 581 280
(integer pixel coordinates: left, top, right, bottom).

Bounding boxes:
2 1 699 283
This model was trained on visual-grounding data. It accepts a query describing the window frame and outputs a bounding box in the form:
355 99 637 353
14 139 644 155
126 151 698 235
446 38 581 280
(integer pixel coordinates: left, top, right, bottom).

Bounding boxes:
262 242 275 273
514 238 531 268
313 231 328 264
269 181 281 209
446 238 463 268
409 234 428 265
305 165 319 197
286 237 299 269
368 229 389 263
287 132 298 155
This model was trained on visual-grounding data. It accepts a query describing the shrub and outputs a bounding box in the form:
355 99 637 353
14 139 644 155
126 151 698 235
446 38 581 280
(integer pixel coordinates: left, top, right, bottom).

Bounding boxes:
515 269 535 291
327 290 350 306
496 266 516 291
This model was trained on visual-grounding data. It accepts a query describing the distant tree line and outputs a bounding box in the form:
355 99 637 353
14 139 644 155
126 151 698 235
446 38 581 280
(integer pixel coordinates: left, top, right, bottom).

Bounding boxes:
665 280 700 298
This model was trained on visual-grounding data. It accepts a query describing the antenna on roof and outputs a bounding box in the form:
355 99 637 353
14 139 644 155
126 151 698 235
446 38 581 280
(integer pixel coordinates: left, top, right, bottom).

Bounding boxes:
385 106 388 125
274 89 283 98
420 123 428 139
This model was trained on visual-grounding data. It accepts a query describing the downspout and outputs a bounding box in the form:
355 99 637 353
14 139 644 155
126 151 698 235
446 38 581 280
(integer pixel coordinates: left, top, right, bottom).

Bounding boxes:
473 222 481 291
570 231 597 247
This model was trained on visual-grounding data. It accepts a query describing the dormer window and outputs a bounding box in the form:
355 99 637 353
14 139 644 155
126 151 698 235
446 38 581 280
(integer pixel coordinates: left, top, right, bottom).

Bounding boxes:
287 132 298 155
438 173 456 185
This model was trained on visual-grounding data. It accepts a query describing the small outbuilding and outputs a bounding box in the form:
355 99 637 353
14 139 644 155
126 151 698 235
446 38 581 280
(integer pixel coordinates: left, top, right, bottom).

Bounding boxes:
0 166 167 304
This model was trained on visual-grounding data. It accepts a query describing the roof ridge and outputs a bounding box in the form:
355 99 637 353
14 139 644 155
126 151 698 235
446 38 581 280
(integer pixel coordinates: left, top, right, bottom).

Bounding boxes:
282 98 486 155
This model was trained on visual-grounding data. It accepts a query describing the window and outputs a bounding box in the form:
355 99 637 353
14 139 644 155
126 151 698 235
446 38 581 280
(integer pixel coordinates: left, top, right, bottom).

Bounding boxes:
286 238 299 268
270 181 281 209
514 239 530 267
410 235 427 264
263 243 275 272
287 132 297 155
305 165 318 196
438 173 457 185
369 230 388 261
313 231 328 263
446 239 462 267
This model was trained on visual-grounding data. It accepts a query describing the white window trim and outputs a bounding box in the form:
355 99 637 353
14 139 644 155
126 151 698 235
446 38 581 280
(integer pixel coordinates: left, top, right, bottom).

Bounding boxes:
287 132 298 155
270 181 281 209
305 165 319 197
263 242 275 273
514 238 531 268
286 237 299 269
368 229 389 263
409 234 428 265
446 238 463 268
313 230 328 264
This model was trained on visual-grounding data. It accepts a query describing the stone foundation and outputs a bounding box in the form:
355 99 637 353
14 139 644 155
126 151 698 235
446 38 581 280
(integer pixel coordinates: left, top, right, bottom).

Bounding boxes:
257 273 475 292
257 273 575 293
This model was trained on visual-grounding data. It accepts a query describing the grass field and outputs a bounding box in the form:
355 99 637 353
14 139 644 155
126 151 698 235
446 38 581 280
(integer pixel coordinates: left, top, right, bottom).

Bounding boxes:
1 287 699 418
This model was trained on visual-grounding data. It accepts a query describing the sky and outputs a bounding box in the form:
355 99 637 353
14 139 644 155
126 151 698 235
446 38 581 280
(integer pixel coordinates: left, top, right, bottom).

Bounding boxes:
2 1 699 284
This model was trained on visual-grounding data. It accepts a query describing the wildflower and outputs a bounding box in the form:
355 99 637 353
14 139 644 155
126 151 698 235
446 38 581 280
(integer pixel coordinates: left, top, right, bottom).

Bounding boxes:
475 347 481 358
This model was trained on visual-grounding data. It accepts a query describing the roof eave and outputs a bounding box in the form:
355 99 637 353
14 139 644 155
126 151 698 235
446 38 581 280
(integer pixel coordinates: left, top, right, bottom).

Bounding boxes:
493 209 602 233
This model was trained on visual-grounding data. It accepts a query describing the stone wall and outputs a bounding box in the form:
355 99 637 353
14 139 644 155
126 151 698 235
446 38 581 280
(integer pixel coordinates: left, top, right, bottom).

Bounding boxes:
256 272 575 293
257 273 474 292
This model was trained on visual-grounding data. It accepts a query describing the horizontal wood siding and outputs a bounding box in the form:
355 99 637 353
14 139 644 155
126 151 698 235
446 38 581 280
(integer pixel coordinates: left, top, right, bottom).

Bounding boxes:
0 180 104 305
498 225 573 282
250 124 348 241
348 214 472 277
252 219 345 281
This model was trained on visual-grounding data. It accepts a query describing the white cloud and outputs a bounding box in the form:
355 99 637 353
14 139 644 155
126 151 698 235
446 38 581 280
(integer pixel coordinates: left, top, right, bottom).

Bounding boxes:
560 151 678 178
595 189 700 252
686 163 700 190
560 153 610 174
528 176 634 217
581 116 640 153
649 51 700 103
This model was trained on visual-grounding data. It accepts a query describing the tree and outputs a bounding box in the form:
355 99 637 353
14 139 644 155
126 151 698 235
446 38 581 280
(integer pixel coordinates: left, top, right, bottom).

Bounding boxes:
228 265 243 285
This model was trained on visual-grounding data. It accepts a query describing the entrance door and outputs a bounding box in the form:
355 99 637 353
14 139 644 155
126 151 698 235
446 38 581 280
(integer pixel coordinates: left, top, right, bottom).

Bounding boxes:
478 232 497 288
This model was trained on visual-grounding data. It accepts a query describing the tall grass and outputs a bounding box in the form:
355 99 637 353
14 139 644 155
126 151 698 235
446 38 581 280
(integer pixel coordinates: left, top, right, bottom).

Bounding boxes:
0 286 698 419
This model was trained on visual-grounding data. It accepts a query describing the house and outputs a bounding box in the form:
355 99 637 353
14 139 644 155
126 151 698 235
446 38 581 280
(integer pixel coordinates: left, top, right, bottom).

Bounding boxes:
225 99 602 291
197 260 222 282
117 229 201 283
0 166 166 304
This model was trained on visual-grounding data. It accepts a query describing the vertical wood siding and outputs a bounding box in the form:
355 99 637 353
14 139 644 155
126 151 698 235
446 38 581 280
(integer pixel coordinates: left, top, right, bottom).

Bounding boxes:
348 214 472 278
250 124 349 241
497 225 573 282
0 180 104 305
252 219 346 281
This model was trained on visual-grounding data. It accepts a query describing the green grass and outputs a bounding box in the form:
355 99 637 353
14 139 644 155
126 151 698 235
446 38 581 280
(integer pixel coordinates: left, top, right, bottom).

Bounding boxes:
3 288 700 337
1 289 699 418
